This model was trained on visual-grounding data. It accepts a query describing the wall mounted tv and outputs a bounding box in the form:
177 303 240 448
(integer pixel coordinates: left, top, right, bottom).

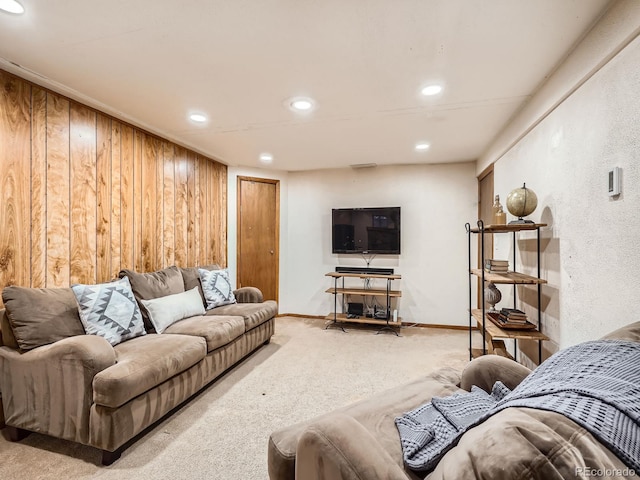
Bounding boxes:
332 207 401 254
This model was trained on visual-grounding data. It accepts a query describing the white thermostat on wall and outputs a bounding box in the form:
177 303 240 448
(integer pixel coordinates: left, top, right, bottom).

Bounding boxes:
608 167 621 197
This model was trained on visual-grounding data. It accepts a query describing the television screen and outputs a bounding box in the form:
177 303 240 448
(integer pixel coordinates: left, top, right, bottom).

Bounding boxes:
332 207 401 254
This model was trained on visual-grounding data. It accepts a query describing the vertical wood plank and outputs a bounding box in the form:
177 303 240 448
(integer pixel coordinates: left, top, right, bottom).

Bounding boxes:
203 158 211 264
141 134 158 272
186 150 196 267
120 124 135 270
110 121 122 278
96 113 112 282
214 162 222 265
31 87 47 288
198 157 209 265
193 154 202 265
207 161 215 265
162 141 175 267
46 94 71 287
69 103 97 284
155 138 164 269
0 72 31 296
174 146 188 267
218 163 228 267
209 161 218 264
133 130 143 271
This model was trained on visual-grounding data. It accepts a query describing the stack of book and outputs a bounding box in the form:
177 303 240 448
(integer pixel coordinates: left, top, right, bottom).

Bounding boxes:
484 259 509 273
499 308 528 324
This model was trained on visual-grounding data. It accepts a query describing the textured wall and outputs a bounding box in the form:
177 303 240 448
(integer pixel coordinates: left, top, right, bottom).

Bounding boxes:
0 70 227 303
492 35 640 353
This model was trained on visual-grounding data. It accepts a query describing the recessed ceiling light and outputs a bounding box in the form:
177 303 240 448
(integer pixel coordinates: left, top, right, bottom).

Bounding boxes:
288 97 316 112
0 0 24 14
415 142 430 151
421 84 443 96
259 153 273 163
189 113 207 123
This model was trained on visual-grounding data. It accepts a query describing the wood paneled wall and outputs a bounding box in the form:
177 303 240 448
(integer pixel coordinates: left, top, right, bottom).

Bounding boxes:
0 70 227 303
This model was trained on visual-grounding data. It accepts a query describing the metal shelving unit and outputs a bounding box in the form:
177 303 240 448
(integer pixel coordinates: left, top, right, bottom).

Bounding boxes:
466 220 548 364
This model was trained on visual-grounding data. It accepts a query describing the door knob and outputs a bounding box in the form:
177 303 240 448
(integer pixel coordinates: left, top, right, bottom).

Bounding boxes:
270 250 274 254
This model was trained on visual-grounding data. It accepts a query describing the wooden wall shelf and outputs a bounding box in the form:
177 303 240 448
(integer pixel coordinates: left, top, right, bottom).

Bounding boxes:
469 269 547 285
324 313 402 327
325 287 402 297
471 310 549 341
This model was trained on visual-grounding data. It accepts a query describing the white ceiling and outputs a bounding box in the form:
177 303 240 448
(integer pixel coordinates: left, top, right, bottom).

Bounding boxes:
0 0 611 171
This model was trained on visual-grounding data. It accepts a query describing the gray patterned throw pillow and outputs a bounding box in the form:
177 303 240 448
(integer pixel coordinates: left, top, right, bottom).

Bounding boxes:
72 276 146 346
198 268 237 309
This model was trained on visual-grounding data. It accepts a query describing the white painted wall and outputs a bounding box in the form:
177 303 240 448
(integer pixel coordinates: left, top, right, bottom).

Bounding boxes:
487 8 640 351
228 163 477 326
280 163 477 325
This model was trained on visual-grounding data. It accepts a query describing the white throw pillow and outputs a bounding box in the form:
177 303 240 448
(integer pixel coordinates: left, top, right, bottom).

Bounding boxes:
140 286 206 333
72 276 146 346
198 268 237 310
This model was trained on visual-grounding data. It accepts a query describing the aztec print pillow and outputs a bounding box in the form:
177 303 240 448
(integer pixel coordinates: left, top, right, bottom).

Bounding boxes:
72 276 146 346
198 268 237 310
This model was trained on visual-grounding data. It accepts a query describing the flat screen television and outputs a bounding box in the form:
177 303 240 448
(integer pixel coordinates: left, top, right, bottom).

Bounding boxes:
332 207 401 254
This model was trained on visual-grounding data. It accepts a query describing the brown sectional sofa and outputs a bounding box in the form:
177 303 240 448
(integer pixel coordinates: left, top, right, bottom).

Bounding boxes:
269 321 640 480
0 265 277 465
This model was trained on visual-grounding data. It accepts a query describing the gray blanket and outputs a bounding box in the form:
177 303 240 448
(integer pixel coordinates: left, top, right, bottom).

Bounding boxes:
396 339 640 473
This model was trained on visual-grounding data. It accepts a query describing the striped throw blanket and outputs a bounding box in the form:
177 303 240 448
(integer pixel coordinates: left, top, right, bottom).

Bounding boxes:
396 340 640 473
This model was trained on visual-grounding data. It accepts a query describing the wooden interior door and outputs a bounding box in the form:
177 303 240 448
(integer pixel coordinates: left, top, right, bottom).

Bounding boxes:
477 166 494 305
237 176 279 301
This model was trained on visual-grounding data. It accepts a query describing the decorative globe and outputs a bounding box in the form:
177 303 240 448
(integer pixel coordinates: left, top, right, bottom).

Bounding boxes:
484 282 501 312
506 183 538 222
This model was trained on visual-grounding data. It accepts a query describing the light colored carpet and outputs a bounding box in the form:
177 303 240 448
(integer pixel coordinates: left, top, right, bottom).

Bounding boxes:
0 317 472 480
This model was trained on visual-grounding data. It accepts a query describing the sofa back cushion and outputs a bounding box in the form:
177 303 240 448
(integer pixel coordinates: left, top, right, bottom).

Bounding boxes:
0 308 18 349
119 266 185 331
1 286 85 351
179 264 220 307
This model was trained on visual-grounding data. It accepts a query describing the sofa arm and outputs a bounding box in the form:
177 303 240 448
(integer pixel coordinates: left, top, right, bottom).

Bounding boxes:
234 286 264 303
460 355 532 393
295 414 409 480
0 335 116 445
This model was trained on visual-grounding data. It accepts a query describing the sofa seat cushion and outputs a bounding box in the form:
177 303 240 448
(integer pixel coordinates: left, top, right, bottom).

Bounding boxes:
93 333 206 408
207 300 278 330
164 315 245 352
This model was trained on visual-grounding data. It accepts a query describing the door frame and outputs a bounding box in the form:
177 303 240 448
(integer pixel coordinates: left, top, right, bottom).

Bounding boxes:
236 176 280 302
477 164 494 307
